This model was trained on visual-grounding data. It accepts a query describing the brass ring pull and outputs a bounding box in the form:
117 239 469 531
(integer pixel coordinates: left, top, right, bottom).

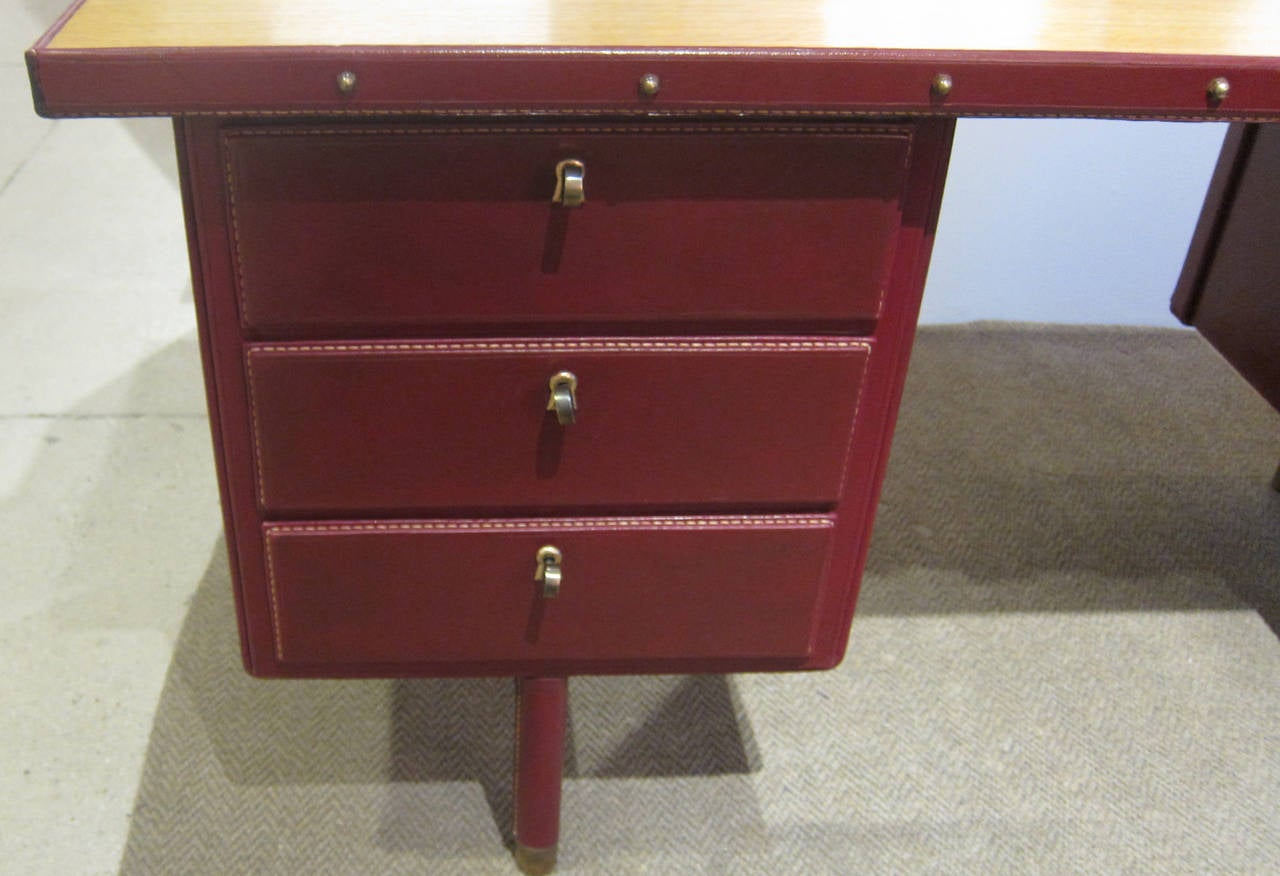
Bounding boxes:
552 159 586 207
534 546 563 599
547 371 578 425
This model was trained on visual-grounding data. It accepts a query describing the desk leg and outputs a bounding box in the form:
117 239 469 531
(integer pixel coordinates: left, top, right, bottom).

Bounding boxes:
514 676 568 875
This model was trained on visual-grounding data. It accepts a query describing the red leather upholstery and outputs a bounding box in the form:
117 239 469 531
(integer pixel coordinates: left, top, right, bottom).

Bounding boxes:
173 115 956 677
245 338 870 515
224 124 911 335
264 515 834 669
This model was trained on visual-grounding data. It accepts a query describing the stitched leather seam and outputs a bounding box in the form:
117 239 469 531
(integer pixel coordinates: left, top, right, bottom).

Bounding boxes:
263 524 285 660
874 132 918 319
220 138 252 329
225 124 913 137
243 352 270 513
835 347 873 494
247 339 872 355
265 516 835 535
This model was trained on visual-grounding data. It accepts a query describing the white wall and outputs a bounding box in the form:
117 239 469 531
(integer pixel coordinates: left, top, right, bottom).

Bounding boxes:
921 119 1228 326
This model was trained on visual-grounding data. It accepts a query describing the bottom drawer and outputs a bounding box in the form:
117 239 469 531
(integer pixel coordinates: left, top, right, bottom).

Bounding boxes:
264 515 834 668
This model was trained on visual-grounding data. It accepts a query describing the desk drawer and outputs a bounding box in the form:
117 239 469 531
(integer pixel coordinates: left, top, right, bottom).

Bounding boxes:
224 123 911 334
263 515 833 667
246 337 870 515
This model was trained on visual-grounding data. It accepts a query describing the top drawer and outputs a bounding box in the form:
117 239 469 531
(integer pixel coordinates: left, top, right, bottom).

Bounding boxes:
223 123 912 335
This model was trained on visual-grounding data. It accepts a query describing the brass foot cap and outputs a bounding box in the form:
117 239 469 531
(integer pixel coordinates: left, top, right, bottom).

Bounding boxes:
514 843 557 875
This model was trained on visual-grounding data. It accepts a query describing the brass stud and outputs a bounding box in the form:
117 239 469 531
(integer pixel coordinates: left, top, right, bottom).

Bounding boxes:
1207 76 1230 102
639 73 661 97
336 70 358 95
931 73 954 98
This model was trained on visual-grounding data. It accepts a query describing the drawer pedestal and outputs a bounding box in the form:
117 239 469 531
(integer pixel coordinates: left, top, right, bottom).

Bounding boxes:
174 114 955 871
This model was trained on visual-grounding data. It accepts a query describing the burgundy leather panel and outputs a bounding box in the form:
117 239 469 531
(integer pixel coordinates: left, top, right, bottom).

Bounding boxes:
28 47 1280 120
1176 123 1280 412
1171 124 1252 324
224 124 909 334
264 516 833 667
246 338 870 515
804 118 956 671
172 115 957 679
174 119 255 672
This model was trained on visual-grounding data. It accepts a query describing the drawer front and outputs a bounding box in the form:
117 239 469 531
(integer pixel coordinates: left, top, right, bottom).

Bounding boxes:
224 124 912 334
263 515 834 667
246 337 870 515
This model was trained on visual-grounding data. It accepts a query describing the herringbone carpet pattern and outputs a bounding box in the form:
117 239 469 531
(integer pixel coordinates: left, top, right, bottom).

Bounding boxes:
119 325 1280 874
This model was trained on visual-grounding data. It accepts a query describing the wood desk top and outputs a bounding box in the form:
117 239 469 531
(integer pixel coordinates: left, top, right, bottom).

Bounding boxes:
44 0 1280 56
27 0 1280 118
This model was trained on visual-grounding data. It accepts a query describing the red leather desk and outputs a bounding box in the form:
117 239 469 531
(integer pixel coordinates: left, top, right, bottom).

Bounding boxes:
26 2 1280 871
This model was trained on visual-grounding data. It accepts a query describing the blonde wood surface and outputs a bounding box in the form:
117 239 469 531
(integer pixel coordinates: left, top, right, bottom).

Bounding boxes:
46 0 1280 57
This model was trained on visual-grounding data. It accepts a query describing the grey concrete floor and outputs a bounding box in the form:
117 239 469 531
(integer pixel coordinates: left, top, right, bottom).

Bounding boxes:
3 7 222 873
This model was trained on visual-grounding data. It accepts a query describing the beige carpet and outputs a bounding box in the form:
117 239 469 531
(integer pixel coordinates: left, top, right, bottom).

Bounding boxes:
118 325 1280 875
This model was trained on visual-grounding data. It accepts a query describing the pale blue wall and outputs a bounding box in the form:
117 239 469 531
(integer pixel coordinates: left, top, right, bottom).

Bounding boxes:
920 119 1228 326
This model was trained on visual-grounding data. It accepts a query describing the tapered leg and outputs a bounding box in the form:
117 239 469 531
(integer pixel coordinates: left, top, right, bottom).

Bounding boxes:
513 676 568 875
1272 459 1280 493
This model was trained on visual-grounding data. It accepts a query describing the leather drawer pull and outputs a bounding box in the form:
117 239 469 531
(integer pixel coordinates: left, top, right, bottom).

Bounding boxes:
535 545 563 599
546 371 578 425
552 159 585 207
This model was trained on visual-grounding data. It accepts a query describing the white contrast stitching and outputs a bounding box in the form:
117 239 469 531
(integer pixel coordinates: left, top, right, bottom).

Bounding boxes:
224 124 912 137
220 141 250 328
244 353 270 508
264 515 835 535
835 347 873 494
246 338 871 355
263 527 285 659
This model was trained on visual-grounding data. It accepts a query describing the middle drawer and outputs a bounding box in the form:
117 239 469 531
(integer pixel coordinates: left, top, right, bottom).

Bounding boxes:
246 337 870 515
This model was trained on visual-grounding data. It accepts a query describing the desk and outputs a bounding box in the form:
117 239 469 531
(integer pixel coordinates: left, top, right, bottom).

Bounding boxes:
25 2 1280 872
